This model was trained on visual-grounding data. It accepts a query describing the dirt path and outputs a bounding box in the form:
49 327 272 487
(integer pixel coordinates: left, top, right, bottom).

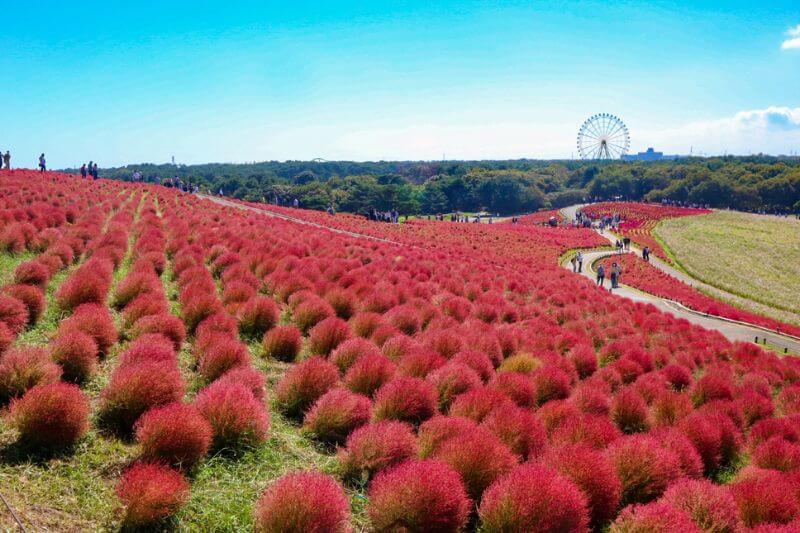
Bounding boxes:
561 205 800 354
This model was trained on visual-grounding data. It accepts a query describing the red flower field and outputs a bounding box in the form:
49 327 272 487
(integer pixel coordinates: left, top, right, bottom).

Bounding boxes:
1 169 800 530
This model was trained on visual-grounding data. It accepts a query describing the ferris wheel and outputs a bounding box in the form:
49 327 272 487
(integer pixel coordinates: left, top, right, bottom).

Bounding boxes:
577 113 630 160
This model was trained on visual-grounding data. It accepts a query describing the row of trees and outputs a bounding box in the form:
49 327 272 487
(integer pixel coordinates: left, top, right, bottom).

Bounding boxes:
94 156 800 214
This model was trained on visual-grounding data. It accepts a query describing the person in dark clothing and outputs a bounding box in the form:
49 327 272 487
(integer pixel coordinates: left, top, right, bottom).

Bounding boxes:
88 161 94 179
80 164 87 178
596 264 606 287
570 256 577 273
3 151 11 170
38 153 46 172
642 247 650 262
92 163 99 179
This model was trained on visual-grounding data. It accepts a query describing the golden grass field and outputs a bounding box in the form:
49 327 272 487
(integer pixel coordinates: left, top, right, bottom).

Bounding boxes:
656 211 800 319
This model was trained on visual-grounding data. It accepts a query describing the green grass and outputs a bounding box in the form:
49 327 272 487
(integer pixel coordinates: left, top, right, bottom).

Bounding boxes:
656 211 800 322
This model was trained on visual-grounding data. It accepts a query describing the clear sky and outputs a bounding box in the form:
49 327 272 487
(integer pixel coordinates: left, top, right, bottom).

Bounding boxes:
2 0 799 168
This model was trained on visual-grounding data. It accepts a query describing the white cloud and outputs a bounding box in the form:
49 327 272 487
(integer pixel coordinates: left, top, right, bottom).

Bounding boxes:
781 24 800 49
638 107 800 156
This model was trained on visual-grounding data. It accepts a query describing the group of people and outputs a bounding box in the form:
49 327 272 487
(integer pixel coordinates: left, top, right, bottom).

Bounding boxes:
80 161 100 179
368 208 400 223
614 237 631 253
569 252 584 273
596 261 623 290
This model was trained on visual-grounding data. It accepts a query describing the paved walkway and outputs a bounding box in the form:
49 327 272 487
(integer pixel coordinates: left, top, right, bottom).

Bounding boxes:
560 205 800 354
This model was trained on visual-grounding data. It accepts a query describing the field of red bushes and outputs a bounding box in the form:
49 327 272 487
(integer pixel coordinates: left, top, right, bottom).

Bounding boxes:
599 253 800 339
2 170 800 530
583 202 711 261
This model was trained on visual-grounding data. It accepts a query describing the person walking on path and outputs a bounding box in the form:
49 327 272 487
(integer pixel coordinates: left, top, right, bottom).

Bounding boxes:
609 263 618 290
38 153 46 172
596 264 606 287
576 251 583 273
570 256 577 273
623 236 631 251
3 151 10 170
642 246 650 262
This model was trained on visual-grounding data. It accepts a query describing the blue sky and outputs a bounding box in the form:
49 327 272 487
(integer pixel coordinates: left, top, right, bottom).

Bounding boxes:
1 0 799 167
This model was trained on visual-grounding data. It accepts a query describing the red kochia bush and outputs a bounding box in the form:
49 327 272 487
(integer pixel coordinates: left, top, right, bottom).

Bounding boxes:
14 260 50 289
116 462 190 527
330 337 381 373
609 502 699 533
338 420 417 480
308 316 350 356
4 284 44 325
0 294 29 334
198 337 251 382
262 325 302 362
661 478 741 533
195 381 269 448
181 291 223 333
9 382 90 449
99 360 184 433
488 371 537 408
606 434 682 506
129 313 186 351
275 357 339 417
237 296 280 338
427 362 482 409
303 388 372 444
343 353 397 397
0 346 62 403
478 463 590 533
59 303 118 355
135 402 213 467
254 471 351 533
430 427 517 500
531 365 572 405
215 365 267 401
0 322 14 355
543 443 621 528
611 387 650 434
481 404 547 460
372 376 437 425
50 330 99 383
448 387 514 423
730 469 800 527
368 460 470 533
752 436 800 472
121 293 168 329
55 258 113 311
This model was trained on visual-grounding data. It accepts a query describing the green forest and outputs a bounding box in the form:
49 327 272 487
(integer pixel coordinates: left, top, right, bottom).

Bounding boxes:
92 156 800 215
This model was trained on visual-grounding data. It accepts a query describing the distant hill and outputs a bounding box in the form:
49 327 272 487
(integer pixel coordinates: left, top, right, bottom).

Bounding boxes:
85 156 800 215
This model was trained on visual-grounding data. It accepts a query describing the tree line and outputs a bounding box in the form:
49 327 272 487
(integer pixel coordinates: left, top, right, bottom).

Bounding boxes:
90 156 800 215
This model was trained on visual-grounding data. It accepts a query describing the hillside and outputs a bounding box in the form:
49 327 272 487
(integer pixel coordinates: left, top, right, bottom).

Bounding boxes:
1 170 800 530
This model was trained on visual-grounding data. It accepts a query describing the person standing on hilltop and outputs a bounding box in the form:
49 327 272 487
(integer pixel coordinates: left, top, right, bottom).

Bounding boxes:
80 164 87 178
92 162 99 179
39 153 46 172
87 161 94 179
3 151 10 170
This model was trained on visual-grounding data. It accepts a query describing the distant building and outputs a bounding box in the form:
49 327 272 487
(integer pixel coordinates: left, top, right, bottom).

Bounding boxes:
623 147 663 161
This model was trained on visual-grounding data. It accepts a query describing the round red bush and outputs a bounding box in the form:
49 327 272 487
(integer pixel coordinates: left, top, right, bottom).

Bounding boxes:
262 325 302 362
116 462 190 527
338 420 417 480
0 346 61 404
9 382 90 449
99 360 184 433
303 388 372 444
308 316 350 356
429 427 517 500
730 469 800 527
478 463 590 533
609 502 699 533
488 371 536 408
481 404 547 460
121 293 168 330
14 260 50 289
50 330 99 383
135 402 213 467
195 381 269 448
692 373 734 406
4 284 45 325
129 313 186 351
606 434 682 506
215 365 267 401
753 436 800 472
448 387 514 423
543 443 621 528
372 376 437 425
276 356 339 417
531 365 572 406
59 303 118 355
238 296 280 339
611 387 650 434
198 337 251 382
254 471 351 533
417 415 479 458
427 362 482 410
181 291 223 334
0 294 29 335
0 322 13 356
343 353 397 397
368 460 470 532
330 337 381 373
293 298 334 334
661 478 741 533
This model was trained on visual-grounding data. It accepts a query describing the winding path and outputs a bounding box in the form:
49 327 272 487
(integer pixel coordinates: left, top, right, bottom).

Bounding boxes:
560 205 800 354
